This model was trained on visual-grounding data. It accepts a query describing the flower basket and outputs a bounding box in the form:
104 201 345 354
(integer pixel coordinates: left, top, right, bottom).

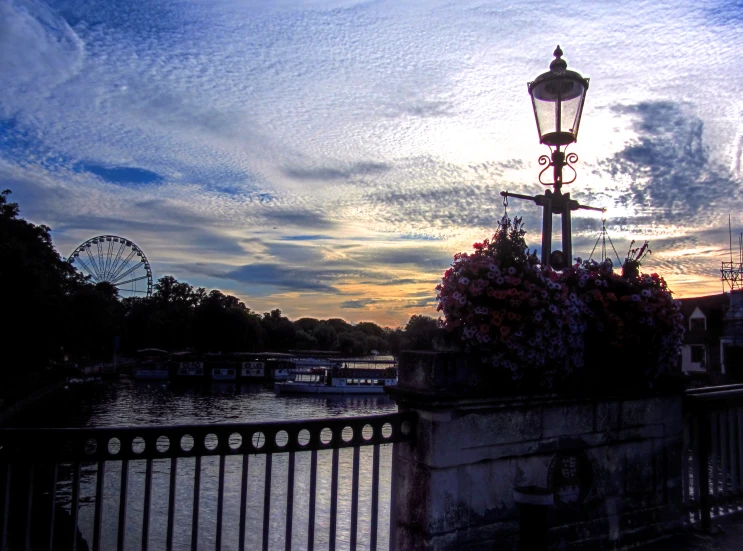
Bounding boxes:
437 219 684 395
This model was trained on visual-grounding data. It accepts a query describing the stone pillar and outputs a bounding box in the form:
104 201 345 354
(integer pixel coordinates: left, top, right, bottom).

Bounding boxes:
387 351 684 551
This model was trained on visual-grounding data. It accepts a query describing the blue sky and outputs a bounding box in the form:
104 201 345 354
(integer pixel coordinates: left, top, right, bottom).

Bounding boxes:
2 0 742 325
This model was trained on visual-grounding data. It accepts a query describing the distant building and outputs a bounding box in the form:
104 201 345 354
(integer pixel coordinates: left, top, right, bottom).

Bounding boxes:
678 294 727 377
721 289 743 380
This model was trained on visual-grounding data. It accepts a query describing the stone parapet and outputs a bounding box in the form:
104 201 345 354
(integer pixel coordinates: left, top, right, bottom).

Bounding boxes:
387 351 684 550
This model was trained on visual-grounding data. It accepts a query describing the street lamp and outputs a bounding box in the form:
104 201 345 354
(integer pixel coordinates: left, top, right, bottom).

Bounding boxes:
528 45 589 152
501 46 602 268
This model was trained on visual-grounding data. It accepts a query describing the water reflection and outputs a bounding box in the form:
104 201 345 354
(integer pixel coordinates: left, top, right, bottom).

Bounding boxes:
26 380 398 550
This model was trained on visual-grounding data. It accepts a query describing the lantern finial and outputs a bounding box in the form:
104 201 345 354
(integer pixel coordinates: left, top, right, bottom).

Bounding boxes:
550 45 567 72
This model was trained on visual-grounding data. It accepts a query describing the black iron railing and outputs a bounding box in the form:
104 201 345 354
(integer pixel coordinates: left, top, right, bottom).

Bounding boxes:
683 384 743 530
0 411 415 551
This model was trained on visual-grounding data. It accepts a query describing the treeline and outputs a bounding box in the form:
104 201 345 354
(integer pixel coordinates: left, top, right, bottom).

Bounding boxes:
106 274 441 359
0 190 440 386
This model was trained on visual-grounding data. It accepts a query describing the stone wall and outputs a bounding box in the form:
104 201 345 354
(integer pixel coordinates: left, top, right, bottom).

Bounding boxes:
387 351 684 551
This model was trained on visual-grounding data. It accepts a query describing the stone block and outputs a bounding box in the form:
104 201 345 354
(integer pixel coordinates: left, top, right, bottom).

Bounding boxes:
541 402 595 439
594 399 621 433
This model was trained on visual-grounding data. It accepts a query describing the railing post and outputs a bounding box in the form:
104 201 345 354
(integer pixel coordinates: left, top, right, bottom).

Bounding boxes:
93 461 105 551
698 412 712 532
166 457 177 551
118 460 129 551
24 465 34 551
2 464 10 551
48 464 58 551
388 442 399 551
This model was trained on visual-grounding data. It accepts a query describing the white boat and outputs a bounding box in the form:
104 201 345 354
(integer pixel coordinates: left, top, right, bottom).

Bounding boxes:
212 367 237 381
274 367 397 395
273 357 342 382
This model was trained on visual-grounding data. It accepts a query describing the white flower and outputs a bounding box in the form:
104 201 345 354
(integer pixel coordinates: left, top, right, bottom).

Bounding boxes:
460 277 470 285
487 271 495 279
641 289 651 297
508 267 516 275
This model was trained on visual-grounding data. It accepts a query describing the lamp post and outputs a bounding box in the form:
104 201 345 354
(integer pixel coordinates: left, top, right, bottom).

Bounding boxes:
502 46 604 268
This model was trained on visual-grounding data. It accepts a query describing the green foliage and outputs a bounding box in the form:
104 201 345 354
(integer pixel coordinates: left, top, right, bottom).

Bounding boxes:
339 331 368 356
403 315 441 350
312 323 338 350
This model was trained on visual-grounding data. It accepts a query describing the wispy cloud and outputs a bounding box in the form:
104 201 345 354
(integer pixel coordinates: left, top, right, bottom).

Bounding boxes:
340 298 377 309
283 161 390 181
2 0 743 324
598 101 741 220
224 264 340 293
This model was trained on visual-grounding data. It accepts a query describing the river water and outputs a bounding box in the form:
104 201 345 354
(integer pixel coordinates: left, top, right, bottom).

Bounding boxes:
22 375 398 551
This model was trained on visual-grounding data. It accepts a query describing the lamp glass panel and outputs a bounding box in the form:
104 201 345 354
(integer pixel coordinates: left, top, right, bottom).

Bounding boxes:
560 89 585 137
532 96 557 139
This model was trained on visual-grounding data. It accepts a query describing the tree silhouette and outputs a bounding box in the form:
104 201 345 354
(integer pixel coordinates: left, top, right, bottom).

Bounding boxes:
1 189 447 383
0 190 85 388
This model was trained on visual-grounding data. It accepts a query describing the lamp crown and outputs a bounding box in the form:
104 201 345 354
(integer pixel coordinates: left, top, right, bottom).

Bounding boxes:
549 45 567 72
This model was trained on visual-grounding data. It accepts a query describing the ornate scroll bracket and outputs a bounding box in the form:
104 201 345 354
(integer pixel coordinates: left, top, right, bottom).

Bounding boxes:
538 149 579 188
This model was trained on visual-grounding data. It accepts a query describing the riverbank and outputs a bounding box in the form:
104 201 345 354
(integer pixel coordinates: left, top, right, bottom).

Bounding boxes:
0 378 66 426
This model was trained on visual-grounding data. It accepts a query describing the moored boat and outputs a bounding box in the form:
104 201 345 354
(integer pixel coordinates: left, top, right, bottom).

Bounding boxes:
172 351 205 380
240 360 265 380
274 366 397 395
203 352 238 382
133 348 170 380
212 367 237 381
177 363 205 377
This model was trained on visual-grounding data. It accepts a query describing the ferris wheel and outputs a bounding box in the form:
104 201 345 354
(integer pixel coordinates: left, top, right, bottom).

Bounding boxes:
68 235 153 298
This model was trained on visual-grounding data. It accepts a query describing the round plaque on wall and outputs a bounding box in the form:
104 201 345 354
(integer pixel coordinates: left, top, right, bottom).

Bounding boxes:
547 450 593 507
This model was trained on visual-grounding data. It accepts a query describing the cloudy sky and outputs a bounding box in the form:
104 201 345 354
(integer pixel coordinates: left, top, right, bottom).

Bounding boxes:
2 0 742 326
